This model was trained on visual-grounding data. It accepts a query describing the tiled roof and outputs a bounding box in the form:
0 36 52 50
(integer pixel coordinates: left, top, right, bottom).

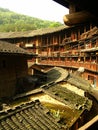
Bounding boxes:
0 40 33 56
46 67 68 83
13 66 92 110
42 84 92 111
13 83 92 129
0 26 69 39
0 100 64 130
67 73 98 101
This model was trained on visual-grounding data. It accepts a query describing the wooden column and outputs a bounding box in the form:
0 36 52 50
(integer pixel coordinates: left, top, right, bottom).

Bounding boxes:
35 38 39 64
69 2 76 14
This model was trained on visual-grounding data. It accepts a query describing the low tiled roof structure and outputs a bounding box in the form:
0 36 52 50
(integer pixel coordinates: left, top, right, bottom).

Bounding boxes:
0 40 34 56
0 100 64 130
13 83 92 129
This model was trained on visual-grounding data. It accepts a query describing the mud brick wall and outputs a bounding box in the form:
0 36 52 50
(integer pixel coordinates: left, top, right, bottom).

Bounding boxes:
0 55 28 98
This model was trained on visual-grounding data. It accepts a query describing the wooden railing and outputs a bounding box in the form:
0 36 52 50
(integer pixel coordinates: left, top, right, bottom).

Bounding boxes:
39 60 98 72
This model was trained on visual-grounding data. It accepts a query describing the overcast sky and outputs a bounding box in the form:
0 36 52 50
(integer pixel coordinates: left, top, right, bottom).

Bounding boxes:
0 0 69 23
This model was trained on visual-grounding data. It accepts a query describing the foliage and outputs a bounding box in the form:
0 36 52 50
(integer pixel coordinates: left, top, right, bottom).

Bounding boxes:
0 7 63 32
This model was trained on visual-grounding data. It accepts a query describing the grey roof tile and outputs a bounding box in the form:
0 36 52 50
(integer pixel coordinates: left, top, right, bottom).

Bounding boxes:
42 84 92 111
0 26 68 39
0 100 63 130
0 40 34 56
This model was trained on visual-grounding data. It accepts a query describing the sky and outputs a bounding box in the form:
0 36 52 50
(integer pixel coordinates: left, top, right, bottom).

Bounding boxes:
0 0 69 23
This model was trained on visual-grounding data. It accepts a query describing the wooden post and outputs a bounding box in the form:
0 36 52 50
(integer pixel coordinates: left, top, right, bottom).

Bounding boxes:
35 38 39 64
69 3 76 14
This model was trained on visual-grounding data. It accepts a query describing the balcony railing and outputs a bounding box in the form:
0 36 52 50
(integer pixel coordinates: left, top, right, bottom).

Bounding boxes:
39 60 98 72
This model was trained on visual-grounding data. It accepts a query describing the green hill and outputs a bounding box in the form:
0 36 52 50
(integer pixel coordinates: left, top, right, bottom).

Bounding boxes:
0 7 63 32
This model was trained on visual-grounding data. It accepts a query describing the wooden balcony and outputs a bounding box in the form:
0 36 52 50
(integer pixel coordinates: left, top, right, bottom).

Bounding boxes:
39 60 98 72
64 61 98 72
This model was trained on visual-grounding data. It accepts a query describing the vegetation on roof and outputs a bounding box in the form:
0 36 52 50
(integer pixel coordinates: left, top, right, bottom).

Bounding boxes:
0 7 63 32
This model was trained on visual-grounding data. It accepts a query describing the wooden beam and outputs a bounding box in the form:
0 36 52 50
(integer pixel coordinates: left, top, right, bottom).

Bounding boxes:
63 11 97 26
78 115 98 130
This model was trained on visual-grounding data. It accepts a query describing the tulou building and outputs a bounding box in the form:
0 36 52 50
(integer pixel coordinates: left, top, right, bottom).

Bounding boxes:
0 23 98 88
0 0 98 130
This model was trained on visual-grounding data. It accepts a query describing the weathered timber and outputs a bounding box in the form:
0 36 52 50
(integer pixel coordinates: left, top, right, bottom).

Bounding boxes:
78 115 98 130
63 11 97 26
